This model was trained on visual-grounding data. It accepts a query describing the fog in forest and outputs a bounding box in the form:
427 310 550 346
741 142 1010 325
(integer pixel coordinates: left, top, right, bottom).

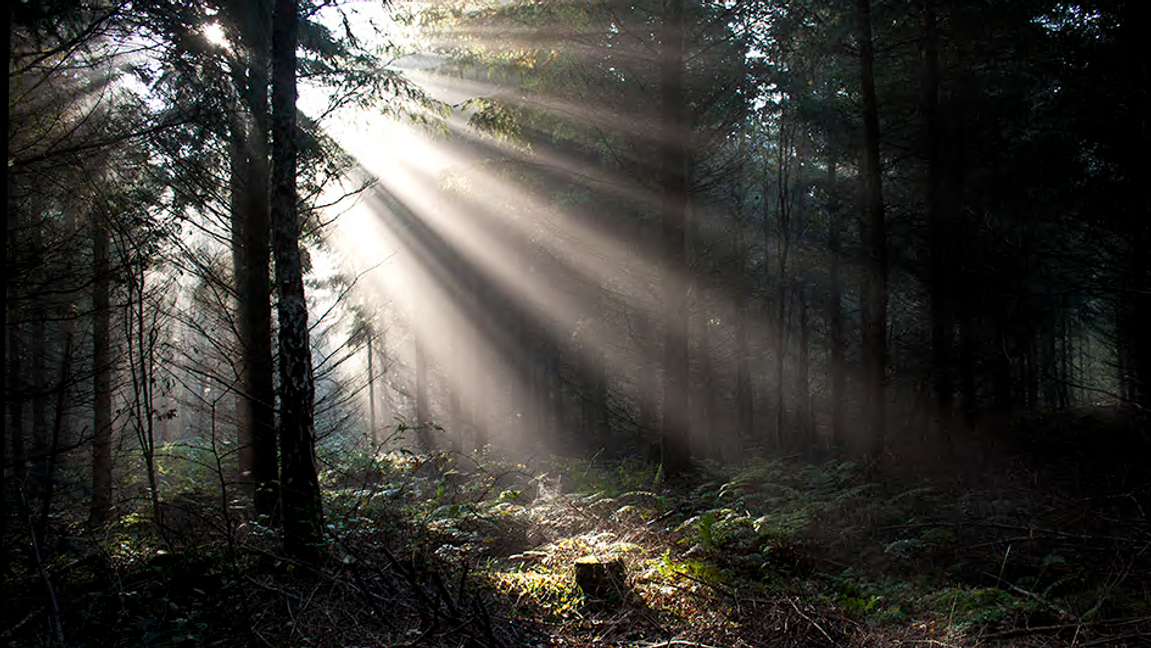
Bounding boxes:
5 1 1149 646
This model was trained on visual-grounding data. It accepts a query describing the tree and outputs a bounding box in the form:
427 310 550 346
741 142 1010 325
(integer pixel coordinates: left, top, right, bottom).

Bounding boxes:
226 0 279 518
658 0 693 477
270 0 323 558
89 207 113 526
854 0 888 465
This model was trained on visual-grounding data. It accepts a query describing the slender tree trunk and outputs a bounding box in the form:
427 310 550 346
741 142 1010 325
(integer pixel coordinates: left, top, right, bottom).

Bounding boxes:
529 326 548 452
7 204 24 466
367 327 377 445
414 334 432 450
1043 325 1059 408
2 22 11 578
579 280 610 450
271 0 323 558
796 283 812 451
241 46 278 518
686 200 715 457
688 256 719 458
774 121 793 452
1115 1 1150 421
922 0 964 450
27 203 61 507
379 319 392 432
89 211 113 527
30 226 46 459
959 307 977 425
37 320 74 544
659 0 691 477
537 335 557 451
826 158 847 452
1025 337 1038 411
229 102 254 488
124 265 162 534
8 319 24 464
855 0 889 466
733 210 754 451
697 307 719 459
1060 317 1072 407
637 305 659 445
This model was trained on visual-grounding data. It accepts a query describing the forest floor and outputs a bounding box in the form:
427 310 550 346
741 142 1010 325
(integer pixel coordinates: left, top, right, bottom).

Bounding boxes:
4 415 1151 647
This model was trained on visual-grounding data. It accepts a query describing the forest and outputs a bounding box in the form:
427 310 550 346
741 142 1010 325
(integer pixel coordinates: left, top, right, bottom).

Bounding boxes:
4 0 1148 646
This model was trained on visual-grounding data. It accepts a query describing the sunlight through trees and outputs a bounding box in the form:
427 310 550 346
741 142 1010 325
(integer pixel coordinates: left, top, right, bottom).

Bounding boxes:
4 0 1149 645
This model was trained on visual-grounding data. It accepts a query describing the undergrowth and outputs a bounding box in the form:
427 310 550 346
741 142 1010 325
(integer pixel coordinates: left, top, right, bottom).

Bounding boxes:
5 446 1148 647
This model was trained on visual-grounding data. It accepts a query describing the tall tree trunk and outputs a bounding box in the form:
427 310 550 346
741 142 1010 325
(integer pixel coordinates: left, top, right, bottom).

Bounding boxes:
922 0 959 435
229 102 253 489
234 37 278 518
826 158 847 452
855 0 889 466
271 0 323 558
774 120 793 453
658 0 691 477
1115 0 1150 421
89 211 113 526
733 208 754 452
2 27 10 575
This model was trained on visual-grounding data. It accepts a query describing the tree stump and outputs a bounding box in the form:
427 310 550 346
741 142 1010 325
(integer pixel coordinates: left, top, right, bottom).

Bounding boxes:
573 556 626 599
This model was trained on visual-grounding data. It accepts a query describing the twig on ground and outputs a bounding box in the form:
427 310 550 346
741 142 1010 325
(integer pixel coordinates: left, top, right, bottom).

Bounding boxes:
632 640 728 648
786 596 840 647
1073 631 1149 647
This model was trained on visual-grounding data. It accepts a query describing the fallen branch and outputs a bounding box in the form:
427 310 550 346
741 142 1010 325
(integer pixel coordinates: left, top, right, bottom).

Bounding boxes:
632 640 728 648
787 596 841 647
979 615 1151 641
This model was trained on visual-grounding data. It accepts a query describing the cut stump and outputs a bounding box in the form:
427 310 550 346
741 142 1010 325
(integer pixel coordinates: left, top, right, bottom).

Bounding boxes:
574 556 626 598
